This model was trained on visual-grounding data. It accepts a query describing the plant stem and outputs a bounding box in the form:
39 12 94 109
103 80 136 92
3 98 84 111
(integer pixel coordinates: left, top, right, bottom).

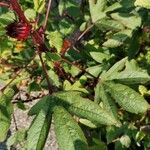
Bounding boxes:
9 0 29 23
38 52 53 94
0 2 9 7
77 24 94 41
43 0 52 31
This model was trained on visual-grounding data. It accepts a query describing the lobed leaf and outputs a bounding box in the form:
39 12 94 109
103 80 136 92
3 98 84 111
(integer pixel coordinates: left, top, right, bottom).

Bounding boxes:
54 91 120 126
89 0 107 22
29 92 120 126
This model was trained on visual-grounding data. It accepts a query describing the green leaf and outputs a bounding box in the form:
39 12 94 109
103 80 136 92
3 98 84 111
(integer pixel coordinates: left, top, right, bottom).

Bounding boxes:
33 0 45 13
59 0 66 16
120 135 131 148
0 11 15 26
79 118 99 128
7 129 27 150
89 0 107 22
53 106 88 150
97 84 119 123
134 0 150 9
105 2 122 13
103 29 133 48
86 65 102 77
90 51 110 63
63 80 88 93
104 82 149 114
0 88 14 142
48 70 61 87
24 9 36 20
58 0 80 17
46 52 61 61
96 19 125 31
59 19 75 35
27 103 52 150
110 13 142 29
108 70 150 84
89 138 107 150
54 91 120 126
101 57 128 80
29 92 121 126
47 31 63 53
28 96 49 115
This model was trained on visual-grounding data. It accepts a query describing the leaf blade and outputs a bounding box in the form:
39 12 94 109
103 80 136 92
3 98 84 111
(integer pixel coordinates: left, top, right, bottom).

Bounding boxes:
104 82 149 114
53 106 88 150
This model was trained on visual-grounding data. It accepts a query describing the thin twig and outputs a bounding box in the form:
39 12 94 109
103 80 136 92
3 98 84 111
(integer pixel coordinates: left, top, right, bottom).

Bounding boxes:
77 24 94 41
13 114 18 131
38 52 53 94
43 0 52 31
1 70 22 92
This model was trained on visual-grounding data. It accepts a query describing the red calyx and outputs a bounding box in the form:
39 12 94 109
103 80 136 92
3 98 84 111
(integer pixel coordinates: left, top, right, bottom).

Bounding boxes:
6 21 31 41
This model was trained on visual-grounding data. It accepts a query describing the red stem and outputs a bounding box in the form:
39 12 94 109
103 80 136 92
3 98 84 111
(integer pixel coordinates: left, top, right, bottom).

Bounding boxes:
9 0 29 23
0 2 9 7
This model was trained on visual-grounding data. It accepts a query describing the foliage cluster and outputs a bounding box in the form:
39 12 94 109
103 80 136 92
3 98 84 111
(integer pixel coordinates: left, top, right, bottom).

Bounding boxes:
0 0 150 150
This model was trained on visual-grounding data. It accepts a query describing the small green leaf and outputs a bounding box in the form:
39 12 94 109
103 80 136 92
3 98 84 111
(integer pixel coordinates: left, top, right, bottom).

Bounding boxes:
103 30 133 48
47 31 63 53
53 106 88 150
63 80 88 93
120 135 131 148
33 0 45 13
0 88 14 142
89 0 106 22
90 51 110 63
104 82 149 114
79 118 99 128
0 11 15 26
96 19 125 31
59 0 66 16
111 13 142 29
134 0 150 9
101 57 127 80
86 65 102 77
105 2 122 13
24 9 36 20
46 52 61 61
